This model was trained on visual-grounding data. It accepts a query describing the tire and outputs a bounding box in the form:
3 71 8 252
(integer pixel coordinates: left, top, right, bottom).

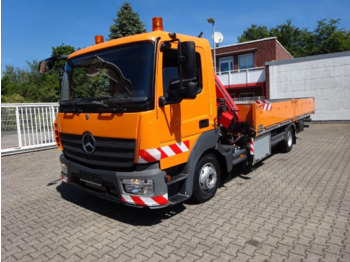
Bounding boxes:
279 126 294 153
191 153 220 203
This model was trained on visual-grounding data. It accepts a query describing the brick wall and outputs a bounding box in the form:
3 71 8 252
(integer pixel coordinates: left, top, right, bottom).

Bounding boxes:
215 37 290 69
275 41 293 61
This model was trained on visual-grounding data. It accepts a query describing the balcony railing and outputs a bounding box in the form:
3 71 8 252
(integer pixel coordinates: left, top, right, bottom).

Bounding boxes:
216 67 265 87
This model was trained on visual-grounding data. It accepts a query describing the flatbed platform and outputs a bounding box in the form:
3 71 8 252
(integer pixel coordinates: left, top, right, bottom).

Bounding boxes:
236 97 315 135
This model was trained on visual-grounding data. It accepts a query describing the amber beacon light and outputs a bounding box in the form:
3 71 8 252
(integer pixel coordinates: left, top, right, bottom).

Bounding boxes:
152 17 163 31
95 35 104 44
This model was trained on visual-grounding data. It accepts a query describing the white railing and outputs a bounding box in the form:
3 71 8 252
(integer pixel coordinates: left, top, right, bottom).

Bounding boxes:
233 96 266 102
217 67 266 86
1 103 59 155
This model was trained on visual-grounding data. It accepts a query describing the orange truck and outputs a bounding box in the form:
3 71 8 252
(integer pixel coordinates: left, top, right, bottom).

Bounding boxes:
39 17 314 208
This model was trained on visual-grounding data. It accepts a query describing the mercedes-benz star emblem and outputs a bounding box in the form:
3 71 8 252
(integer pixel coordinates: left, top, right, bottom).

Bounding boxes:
82 132 96 154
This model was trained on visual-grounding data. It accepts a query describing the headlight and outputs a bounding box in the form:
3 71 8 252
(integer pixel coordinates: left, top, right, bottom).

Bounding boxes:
60 163 68 183
122 179 154 196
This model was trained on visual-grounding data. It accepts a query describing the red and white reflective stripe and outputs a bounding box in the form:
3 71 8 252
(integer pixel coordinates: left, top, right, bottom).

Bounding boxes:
138 141 190 163
250 138 254 155
61 174 68 183
263 103 272 111
255 100 272 111
255 99 268 104
138 148 161 163
121 193 168 207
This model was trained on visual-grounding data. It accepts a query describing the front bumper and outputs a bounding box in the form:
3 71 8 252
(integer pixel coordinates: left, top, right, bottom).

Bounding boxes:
60 154 169 208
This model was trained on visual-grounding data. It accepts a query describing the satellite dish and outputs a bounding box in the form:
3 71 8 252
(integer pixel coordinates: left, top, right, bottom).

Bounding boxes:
213 32 224 44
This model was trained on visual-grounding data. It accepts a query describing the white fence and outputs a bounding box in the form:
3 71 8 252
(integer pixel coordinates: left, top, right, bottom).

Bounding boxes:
217 67 266 87
1 103 59 155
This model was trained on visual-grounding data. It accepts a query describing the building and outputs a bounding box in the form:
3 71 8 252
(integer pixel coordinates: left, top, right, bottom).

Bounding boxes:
215 37 292 98
215 38 350 120
267 51 350 121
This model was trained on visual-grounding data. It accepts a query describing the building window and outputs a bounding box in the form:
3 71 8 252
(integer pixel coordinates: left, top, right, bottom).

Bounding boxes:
239 92 255 98
219 56 233 74
238 53 254 70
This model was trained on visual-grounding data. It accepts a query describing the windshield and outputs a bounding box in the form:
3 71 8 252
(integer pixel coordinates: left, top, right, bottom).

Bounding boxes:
60 41 155 113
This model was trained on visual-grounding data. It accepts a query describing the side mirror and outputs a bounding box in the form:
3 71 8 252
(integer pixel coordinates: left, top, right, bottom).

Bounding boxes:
179 41 198 99
179 41 196 81
159 41 198 107
159 78 182 107
38 58 55 74
38 55 69 74
184 81 197 99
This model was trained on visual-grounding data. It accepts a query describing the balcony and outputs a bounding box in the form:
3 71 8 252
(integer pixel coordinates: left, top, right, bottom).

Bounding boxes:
216 67 266 87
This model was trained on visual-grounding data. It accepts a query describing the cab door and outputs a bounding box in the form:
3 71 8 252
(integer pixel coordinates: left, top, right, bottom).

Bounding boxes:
157 44 215 169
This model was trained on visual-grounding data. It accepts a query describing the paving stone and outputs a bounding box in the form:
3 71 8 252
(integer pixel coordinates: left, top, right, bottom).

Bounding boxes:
248 253 270 262
221 243 242 257
256 244 275 258
2 123 350 261
269 252 288 262
323 251 342 261
216 252 237 262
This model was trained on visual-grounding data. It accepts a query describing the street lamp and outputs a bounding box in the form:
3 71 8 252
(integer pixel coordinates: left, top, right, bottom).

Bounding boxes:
207 18 216 74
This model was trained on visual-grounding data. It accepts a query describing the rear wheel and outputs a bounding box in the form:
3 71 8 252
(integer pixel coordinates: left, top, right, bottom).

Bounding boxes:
191 153 220 203
279 126 294 153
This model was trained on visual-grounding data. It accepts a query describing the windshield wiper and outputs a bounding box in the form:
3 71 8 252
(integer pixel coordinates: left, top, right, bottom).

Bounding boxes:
87 100 127 113
60 99 126 113
60 100 83 113
83 56 135 98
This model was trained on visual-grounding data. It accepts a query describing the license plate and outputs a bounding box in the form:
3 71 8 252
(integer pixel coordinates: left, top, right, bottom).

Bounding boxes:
80 173 102 187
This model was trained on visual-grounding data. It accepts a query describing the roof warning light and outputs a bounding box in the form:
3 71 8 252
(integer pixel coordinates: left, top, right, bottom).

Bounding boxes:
152 17 163 31
95 35 104 44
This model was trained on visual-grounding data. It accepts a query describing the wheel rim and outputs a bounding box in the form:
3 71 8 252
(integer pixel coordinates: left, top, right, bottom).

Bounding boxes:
287 130 293 147
199 163 217 193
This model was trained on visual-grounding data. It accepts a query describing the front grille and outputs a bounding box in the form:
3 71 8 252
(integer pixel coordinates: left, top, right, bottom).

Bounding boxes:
60 133 136 170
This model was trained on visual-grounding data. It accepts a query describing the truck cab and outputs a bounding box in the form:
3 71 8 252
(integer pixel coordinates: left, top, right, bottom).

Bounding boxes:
44 18 221 208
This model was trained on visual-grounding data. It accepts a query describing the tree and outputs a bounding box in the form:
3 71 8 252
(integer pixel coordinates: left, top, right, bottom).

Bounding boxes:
238 19 350 57
1 60 60 102
238 25 270 43
1 44 75 103
312 19 350 55
51 43 75 70
269 20 312 57
48 44 76 99
1 65 26 102
109 2 146 39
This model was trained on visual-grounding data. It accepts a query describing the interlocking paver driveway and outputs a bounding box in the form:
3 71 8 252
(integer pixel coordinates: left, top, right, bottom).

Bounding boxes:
2 122 350 261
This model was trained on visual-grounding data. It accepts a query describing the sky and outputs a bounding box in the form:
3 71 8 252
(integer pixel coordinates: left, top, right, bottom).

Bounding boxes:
2 0 350 73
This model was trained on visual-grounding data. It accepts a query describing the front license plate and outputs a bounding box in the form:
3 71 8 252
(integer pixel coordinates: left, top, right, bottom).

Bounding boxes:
80 173 103 187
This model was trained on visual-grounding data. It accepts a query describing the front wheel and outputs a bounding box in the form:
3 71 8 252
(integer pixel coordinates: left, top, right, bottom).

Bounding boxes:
191 153 220 203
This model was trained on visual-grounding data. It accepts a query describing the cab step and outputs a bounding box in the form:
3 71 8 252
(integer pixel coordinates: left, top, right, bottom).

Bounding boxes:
168 193 190 205
167 173 188 185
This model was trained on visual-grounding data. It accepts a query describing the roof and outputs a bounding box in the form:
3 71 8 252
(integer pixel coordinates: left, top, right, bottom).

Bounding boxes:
216 37 278 50
216 37 293 58
266 50 350 66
